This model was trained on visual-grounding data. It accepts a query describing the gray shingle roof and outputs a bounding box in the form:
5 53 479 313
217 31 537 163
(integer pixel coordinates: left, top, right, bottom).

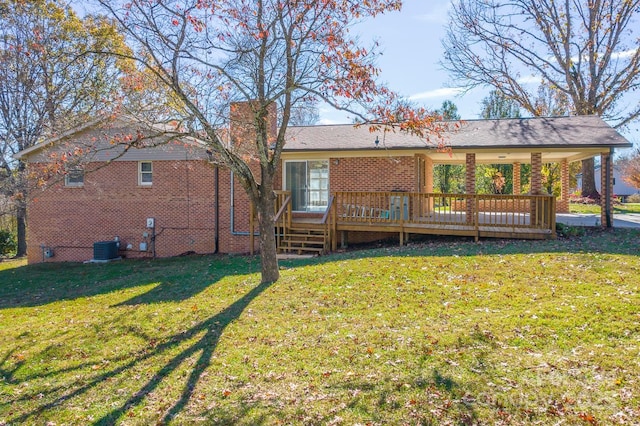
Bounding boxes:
283 115 631 152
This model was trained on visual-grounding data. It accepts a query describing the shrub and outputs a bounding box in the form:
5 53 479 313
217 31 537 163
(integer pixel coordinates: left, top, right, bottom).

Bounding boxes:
626 193 640 203
569 195 598 204
0 229 17 257
556 222 586 238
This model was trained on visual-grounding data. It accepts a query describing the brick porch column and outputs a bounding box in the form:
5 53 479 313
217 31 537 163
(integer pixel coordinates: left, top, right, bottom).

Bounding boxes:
530 152 542 225
513 162 521 195
600 151 614 228
465 153 476 224
557 159 570 213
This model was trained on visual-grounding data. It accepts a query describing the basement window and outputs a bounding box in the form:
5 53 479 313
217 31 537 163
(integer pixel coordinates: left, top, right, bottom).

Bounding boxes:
139 161 153 186
64 168 84 187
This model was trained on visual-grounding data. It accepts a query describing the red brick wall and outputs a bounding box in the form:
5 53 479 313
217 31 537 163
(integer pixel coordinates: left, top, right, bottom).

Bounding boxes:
217 169 252 254
27 160 217 263
26 146 420 262
329 156 416 192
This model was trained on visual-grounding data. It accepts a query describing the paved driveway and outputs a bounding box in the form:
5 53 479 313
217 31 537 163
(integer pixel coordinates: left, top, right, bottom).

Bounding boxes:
556 213 640 228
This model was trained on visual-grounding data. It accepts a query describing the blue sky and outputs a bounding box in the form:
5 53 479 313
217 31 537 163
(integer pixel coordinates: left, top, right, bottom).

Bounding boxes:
318 0 639 151
318 0 474 123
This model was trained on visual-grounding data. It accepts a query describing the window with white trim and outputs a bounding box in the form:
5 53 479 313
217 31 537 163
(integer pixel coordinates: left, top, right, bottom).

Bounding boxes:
285 160 329 212
139 161 153 185
64 168 84 187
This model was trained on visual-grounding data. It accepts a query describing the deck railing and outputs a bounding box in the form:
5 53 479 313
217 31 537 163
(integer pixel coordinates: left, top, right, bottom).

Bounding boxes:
333 191 556 231
261 191 554 254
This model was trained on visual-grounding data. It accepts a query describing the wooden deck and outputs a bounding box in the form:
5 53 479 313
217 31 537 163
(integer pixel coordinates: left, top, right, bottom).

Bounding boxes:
267 191 556 254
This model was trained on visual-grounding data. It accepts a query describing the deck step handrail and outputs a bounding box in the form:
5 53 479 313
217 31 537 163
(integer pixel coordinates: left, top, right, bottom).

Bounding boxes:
274 193 292 222
274 191 292 253
321 195 335 225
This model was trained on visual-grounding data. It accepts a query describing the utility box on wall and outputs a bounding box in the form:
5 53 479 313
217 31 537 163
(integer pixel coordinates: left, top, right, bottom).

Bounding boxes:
93 241 119 260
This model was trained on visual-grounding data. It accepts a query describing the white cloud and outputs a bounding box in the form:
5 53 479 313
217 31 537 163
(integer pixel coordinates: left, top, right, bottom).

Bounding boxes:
517 74 541 85
612 49 638 60
316 105 351 125
409 87 465 101
316 118 343 125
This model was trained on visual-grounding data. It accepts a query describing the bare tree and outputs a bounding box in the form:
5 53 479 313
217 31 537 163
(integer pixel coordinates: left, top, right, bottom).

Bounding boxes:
442 0 640 199
95 0 445 283
0 0 127 256
287 100 320 126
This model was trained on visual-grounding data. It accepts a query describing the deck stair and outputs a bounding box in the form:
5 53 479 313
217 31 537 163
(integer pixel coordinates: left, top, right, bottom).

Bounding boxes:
278 222 328 255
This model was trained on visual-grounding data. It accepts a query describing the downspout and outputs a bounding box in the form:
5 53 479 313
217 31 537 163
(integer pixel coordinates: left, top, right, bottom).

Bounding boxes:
605 148 613 228
214 165 219 253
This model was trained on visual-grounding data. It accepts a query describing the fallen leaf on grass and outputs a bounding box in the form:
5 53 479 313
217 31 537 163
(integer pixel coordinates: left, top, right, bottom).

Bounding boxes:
578 412 597 424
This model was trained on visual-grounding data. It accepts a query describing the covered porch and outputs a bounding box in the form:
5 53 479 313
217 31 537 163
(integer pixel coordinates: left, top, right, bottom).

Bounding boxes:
261 115 630 254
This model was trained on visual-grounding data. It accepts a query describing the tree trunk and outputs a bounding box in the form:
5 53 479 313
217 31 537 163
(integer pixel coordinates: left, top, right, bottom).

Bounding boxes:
581 158 600 200
256 186 279 284
16 204 27 257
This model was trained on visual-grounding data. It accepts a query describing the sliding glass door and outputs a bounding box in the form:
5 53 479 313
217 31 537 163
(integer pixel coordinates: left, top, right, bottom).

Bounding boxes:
285 160 329 212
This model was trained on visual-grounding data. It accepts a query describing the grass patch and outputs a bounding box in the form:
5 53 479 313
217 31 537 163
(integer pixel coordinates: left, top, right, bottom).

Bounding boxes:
1 231 640 425
570 202 640 214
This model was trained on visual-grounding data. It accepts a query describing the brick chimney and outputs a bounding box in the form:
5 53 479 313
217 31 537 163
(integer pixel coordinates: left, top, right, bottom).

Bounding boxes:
229 101 278 159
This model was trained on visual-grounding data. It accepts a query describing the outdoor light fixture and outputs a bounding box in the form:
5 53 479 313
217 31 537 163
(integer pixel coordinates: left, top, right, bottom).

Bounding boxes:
374 136 380 147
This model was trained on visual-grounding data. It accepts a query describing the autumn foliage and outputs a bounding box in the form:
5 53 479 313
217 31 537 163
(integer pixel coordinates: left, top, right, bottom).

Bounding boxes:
619 148 640 190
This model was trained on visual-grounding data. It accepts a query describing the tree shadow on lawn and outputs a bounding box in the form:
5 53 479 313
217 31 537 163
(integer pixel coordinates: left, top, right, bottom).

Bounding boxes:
325 369 479 425
0 254 259 309
4 278 273 425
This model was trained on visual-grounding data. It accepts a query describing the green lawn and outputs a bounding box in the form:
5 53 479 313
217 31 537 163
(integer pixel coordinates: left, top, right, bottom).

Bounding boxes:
570 202 640 214
1 231 640 425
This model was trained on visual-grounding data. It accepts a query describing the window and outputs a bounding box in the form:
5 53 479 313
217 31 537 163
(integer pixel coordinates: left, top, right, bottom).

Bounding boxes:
285 160 329 212
139 161 153 185
64 168 84 187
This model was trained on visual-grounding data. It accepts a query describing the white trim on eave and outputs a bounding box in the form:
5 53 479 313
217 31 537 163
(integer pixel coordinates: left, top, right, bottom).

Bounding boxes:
13 114 210 161
13 114 139 161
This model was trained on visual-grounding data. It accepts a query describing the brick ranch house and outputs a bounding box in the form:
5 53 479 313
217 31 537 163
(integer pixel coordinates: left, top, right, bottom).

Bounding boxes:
15 105 631 263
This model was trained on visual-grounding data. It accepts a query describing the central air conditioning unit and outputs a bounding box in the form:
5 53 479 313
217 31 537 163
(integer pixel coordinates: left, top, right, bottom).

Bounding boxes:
93 241 119 260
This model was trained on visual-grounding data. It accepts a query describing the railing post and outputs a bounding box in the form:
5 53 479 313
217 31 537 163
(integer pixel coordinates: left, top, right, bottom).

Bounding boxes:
474 195 479 241
399 193 405 246
550 197 557 237
330 197 338 251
